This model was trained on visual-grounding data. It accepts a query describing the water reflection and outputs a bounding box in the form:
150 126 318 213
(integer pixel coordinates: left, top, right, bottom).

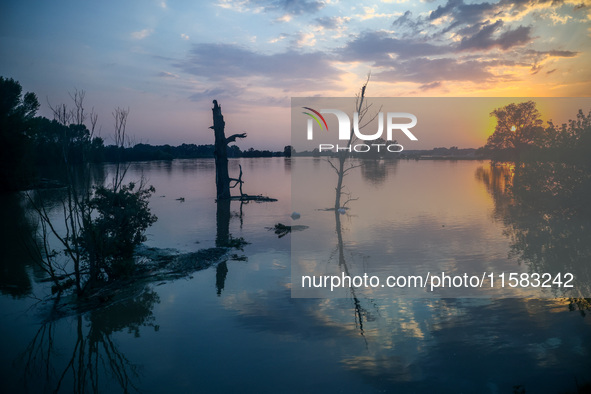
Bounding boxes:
360 159 398 186
18 286 159 393
330 158 378 342
476 162 591 298
283 157 292 174
4 158 591 393
0 194 37 297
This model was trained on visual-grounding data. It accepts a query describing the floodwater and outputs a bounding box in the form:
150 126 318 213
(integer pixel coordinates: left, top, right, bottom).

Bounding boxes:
1 157 590 393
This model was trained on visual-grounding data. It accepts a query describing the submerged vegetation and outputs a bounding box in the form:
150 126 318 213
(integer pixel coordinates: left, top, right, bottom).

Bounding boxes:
0 77 267 308
25 97 159 299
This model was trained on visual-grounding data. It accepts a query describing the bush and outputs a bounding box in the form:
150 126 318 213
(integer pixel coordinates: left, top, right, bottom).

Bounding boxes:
82 182 157 280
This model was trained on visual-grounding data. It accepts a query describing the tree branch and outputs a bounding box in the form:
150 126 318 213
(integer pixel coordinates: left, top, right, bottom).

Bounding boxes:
226 133 247 144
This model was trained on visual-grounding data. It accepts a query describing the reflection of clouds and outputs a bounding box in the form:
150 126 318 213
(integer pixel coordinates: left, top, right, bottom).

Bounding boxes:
293 158 552 297
344 298 591 390
341 355 424 383
220 289 359 339
218 255 591 392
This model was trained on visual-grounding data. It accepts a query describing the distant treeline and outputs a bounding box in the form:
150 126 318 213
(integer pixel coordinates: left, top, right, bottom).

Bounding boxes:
294 144 478 159
103 143 289 162
3 75 589 191
0 76 290 191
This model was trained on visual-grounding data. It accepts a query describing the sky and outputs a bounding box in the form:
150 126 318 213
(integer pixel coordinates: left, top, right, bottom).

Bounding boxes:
1 0 590 149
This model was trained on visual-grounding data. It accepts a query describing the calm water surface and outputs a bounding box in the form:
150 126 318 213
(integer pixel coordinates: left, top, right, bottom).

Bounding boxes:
0 157 590 393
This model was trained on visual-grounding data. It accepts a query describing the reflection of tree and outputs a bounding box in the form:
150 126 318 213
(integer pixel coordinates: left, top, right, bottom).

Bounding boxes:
334 209 373 343
0 194 37 297
216 198 232 247
476 162 591 297
214 196 248 296
325 79 379 340
327 77 377 211
360 159 397 186
474 164 514 221
19 287 159 393
216 261 228 296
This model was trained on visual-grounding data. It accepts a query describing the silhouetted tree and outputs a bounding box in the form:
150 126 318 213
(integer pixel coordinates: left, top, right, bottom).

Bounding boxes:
0 76 39 190
283 145 294 157
483 101 543 160
28 100 157 296
210 100 246 200
328 76 377 210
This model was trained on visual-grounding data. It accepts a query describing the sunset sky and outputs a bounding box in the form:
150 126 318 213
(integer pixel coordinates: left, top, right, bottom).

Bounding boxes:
1 0 590 149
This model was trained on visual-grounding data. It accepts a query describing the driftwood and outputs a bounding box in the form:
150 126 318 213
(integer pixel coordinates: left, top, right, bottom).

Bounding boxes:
267 223 309 238
229 195 277 202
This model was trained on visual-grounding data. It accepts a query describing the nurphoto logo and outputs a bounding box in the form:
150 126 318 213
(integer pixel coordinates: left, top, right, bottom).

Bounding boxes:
302 107 418 153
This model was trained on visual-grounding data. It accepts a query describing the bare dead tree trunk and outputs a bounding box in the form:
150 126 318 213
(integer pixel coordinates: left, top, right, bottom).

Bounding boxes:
328 78 373 211
210 100 246 200
211 101 230 200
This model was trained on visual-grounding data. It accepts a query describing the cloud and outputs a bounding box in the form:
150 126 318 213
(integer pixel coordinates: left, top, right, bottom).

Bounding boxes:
458 20 532 51
527 49 579 58
339 31 449 63
430 0 497 26
356 6 402 20
314 16 349 30
189 86 245 101
375 57 502 84
131 28 154 40
157 71 179 78
392 10 416 28
268 33 289 43
265 0 326 14
275 14 292 22
419 81 443 90
293 32 316 47
429 0 572 29
217 0 325 15
175 43 341 90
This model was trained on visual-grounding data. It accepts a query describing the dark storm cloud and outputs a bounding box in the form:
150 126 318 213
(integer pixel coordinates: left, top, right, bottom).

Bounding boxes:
175 43 341 90
458 20 532 51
